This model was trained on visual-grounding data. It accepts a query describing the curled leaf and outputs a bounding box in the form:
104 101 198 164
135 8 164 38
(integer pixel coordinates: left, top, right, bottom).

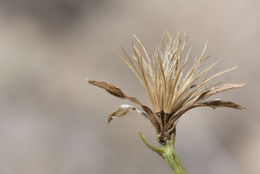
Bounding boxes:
107 104 148 123
107 104 162 134
107 104 157 124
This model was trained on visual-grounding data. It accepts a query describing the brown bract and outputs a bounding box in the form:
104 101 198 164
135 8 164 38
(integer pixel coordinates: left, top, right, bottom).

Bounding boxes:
88 31 245 145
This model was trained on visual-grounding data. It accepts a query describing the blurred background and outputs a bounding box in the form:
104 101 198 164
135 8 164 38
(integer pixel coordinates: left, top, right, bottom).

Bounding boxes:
0 0 259 173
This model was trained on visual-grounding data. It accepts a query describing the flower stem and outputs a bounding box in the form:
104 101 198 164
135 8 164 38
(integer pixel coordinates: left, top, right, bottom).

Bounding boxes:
139 132 186 174
161 140 186 174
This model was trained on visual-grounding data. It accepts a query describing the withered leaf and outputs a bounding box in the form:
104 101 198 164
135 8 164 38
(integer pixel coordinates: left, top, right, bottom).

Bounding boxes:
88 80 125 98
166 99 245 130
125 96 142 105
107 104 161 134
107 104 148 123
197 83 246 101
141 105 162 133
88 80 142 105
198 100 245 109
141 105 155 117
89 80 161 133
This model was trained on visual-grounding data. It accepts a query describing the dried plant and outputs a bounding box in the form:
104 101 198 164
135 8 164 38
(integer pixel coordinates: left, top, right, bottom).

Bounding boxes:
88 31 245 174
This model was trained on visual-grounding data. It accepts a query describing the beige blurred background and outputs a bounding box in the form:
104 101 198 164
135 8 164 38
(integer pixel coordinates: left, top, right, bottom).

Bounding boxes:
0 0 259 174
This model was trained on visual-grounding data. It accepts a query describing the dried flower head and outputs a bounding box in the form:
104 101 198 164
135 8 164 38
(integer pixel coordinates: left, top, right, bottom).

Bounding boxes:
89 31 245 145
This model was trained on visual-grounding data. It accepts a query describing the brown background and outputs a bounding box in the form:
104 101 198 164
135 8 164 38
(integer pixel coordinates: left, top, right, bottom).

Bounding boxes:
0 0 259 173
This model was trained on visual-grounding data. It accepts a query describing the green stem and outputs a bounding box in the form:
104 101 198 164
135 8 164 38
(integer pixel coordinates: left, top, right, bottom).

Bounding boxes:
139 132 186 174
161 140 185 174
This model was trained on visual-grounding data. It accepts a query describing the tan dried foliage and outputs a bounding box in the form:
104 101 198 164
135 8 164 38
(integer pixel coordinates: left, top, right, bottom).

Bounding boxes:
108 104 146 123
88 80 125 98
88 80 161 133
198 100 245 109
88 31 245 143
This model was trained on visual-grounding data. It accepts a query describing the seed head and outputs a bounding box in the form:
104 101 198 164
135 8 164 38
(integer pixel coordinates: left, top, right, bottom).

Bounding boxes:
89 31 245 145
